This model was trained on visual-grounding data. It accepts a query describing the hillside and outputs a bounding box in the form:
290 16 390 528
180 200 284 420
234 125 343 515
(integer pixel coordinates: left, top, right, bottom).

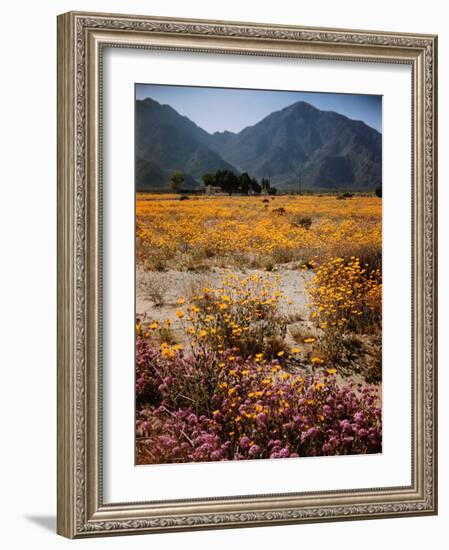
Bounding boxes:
135 97 381 191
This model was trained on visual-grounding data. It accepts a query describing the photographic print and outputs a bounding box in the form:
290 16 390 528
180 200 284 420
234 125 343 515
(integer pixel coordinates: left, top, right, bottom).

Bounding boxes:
135 84 383 465
57 13 437 536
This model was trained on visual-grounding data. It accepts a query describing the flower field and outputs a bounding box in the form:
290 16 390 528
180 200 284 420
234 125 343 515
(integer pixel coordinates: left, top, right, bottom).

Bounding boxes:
136 194 381 270
135 194 382 464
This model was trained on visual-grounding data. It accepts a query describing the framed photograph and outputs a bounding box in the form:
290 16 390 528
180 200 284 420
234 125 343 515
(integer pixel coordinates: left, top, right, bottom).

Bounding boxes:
57 11 438 538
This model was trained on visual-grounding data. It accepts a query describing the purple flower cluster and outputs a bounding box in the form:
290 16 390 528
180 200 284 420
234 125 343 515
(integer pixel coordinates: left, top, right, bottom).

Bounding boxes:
136 336 382 464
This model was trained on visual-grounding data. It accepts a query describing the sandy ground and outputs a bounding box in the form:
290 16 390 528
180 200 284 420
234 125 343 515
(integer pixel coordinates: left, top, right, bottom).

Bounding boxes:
136 266 380 391
136 265 315 344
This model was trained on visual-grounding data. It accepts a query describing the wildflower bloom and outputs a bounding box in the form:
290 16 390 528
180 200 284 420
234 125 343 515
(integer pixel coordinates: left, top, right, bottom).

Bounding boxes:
303 337 316 344
135 195 382 465
248 444 261 456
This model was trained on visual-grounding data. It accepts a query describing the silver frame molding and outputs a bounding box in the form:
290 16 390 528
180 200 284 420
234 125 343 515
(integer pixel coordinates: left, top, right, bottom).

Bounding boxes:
57 11 438 538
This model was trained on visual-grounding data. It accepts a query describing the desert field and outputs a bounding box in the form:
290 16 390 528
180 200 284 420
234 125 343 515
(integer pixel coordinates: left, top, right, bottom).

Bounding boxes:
135 193 382 464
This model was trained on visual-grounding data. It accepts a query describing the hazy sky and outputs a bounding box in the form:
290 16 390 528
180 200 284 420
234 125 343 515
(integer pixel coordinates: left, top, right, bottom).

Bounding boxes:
135 84 382 134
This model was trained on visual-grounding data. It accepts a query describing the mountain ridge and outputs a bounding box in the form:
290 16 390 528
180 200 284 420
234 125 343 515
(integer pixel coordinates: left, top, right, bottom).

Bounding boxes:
135 97 381 191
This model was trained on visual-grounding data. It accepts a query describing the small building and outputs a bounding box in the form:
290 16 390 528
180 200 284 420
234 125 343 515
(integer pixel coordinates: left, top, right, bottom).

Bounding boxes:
196 184 224 195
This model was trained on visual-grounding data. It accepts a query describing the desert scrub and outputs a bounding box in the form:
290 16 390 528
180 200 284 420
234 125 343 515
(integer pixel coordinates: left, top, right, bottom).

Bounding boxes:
136 195 381 269
136 336 222 415
290 214 312 230
136 336 382 464
306 256 382 363
137 317 178 346
308 256 381 333
139 272 169 306
178 272 288 359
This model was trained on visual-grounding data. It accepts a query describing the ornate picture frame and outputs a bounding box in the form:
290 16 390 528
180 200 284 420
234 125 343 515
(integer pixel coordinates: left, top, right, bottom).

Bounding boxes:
57 11 437 538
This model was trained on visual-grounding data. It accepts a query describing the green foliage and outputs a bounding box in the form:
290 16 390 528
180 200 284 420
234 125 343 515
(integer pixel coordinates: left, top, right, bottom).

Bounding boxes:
215 169 239 195
239 172 252 194
201 172 216 186
170 171 184 193
250 177 262 194
202 169 262 195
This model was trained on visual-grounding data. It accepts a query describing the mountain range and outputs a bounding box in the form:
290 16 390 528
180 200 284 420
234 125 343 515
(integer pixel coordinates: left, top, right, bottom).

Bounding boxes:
135 97 381 191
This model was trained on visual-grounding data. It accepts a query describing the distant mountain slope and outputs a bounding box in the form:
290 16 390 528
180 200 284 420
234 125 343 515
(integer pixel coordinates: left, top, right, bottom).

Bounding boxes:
135 97 381 191
135 98 238 190
211 101 381 190
136 157 198 190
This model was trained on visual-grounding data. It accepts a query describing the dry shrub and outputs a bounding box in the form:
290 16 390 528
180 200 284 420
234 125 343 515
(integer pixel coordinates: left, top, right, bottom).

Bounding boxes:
271 246 295 265
181 274 212 303
140 273 169 306
290 214 312 230
142 250 168 272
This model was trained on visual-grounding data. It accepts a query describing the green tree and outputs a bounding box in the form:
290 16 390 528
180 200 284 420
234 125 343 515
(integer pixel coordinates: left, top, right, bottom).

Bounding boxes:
201 172 216 187
250 177 261 195
261 178 270 193
215 169 239 195
238 172 252 194
170 171 184 193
